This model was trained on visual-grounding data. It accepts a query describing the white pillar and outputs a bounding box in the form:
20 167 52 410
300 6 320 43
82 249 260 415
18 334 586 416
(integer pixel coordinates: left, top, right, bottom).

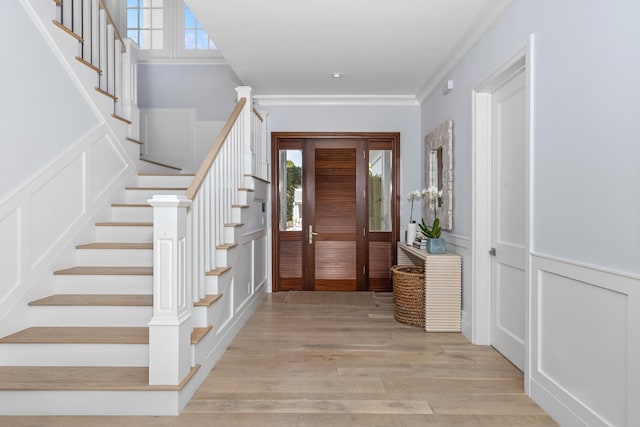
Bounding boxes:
147 195 193 385
235 86 254 176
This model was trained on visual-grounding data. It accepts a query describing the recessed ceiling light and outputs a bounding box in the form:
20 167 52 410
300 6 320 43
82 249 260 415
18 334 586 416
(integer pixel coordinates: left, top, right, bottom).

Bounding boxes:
331 73 342 78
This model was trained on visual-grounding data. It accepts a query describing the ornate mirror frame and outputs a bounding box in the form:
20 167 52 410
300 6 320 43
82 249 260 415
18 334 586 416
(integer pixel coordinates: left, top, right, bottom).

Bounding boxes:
424 120 453 230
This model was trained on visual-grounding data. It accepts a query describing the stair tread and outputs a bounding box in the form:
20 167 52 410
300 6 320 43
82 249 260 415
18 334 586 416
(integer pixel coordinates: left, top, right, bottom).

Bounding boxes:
95 221 153 226
124 137 144 145
125 187 187 190
0 327 148 344
29 294 152 307
206 267 231 276
139 157 182 171
224 223 244 227
76 242 153 250
138 173 195 177
191 326 213 344
0 365 200 391
216 243 237 250
194 294 222 307
54 266 152 275
111 203 151 208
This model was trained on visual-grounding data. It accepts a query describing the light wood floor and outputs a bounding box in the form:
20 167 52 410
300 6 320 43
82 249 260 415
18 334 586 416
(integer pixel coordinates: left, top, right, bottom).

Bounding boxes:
0 292 557 426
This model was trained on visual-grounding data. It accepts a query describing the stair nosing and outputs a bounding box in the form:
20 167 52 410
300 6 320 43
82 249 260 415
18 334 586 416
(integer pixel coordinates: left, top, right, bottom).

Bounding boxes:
53 266 152 276
0 327 149 344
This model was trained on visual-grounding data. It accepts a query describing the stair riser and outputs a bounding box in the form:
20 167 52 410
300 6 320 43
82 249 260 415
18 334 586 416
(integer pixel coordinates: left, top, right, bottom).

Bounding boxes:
76 249 153 266
206 272 233 296
0 344 148 366
137 175 194 188
125 189 186 203
111 206 153 222
29 307 152 327
95 226 153 242
55 275 153 294
192 304 221 329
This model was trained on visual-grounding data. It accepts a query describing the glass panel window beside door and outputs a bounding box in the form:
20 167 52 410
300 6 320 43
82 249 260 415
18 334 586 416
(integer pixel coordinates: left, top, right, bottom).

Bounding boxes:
369 150 392 232
279 150 302 231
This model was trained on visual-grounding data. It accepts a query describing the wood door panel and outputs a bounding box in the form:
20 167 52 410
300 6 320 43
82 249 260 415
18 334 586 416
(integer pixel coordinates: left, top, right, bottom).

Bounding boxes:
315 241 356 280
279 240 302 278
314 279 356 292
368 241 393 291
315 149 356 175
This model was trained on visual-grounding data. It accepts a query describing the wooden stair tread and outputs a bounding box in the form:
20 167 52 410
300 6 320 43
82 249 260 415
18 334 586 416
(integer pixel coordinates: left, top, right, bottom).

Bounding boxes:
54 266 152 275
95 86 117 100
243 173 271 184
52 20 83 42
138 173 195 177
238 187 255 192
111 113 132 124
216 243 237 250
75 243 152 250
125 187 187 191
0 365 200 391
206 267 231 276
94 222 152 227
111 203 151 207
75 56 102 74
224 223 244 227
125 137 144 145
194 294 222 307
29 294 152 307
231 204 250 209
0 327 148 344
191 326 213 344
139 157 182 171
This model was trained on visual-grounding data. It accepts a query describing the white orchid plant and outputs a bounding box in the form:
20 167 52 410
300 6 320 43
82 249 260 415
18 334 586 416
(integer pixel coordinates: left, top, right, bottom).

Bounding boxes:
419 186 443 239
407 189 422 223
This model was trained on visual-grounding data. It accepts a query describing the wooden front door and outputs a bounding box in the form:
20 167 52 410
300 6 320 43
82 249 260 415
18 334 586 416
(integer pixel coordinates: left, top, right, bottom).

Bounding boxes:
272 133 399 292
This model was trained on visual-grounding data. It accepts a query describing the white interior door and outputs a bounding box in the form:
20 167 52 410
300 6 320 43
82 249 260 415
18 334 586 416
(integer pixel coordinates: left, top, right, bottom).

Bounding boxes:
491 69 526 370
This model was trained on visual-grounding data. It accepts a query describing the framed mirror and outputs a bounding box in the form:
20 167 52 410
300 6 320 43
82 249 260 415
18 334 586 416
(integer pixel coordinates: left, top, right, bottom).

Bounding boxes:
424 120 453 230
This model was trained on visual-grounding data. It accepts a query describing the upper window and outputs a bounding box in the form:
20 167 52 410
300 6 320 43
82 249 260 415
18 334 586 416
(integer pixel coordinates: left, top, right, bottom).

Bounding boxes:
124 0 221 61
184 4 216 50
126 0 164 50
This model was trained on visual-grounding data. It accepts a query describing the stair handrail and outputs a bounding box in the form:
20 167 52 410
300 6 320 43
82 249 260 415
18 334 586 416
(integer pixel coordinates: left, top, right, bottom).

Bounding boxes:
186 97 247 200
148 86 268 385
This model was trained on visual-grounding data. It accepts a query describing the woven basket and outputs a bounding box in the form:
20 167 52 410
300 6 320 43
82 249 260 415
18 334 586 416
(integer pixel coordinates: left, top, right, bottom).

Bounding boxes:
391 265 425 328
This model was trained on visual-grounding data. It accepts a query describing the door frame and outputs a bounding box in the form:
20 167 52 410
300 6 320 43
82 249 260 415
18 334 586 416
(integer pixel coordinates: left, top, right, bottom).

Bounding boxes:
270 132 400 292
471 35 534 389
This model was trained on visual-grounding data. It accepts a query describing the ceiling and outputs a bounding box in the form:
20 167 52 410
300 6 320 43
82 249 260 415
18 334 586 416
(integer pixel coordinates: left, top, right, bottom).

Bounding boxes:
186 0 512 104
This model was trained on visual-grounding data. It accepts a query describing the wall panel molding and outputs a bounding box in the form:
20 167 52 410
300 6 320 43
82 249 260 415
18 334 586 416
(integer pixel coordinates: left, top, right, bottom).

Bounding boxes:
0 124 135 337
530 254 640 427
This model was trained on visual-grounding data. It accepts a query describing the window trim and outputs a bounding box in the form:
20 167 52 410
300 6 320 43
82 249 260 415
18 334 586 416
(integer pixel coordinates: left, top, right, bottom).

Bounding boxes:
121 0 223 63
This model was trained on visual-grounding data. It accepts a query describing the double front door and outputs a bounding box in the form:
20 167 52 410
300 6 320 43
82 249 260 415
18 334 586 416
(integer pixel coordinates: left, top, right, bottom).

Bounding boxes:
272 133 399 292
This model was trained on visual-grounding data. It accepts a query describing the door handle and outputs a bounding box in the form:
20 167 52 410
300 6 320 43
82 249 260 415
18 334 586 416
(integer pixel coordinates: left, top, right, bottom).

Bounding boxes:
489 247 496 256
308 225 318 244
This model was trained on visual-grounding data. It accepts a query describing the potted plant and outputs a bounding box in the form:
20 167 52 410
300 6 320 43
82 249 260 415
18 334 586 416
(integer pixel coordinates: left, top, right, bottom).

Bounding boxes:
419 186 446 254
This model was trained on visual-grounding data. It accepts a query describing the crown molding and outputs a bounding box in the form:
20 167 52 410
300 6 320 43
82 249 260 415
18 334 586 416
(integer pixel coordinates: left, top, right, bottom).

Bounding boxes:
416 0 513 104
253 94 419 107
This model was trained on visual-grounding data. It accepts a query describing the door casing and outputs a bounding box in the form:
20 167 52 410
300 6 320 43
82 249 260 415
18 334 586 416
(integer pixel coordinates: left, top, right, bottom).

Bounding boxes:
472 35 534 391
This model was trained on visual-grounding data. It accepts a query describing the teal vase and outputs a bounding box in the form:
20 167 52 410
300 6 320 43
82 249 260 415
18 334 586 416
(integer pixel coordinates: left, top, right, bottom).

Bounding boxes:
426 238 446 254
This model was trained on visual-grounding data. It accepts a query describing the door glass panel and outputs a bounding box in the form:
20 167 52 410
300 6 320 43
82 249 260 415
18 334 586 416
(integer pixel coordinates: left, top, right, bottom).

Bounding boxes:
279 149 302 231
369 150 392 231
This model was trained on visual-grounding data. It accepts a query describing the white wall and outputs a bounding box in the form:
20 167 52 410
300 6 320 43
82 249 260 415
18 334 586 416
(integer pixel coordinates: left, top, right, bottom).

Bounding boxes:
264 104 421 229
0 1 101 203
137 64 242 121
420 1 640 425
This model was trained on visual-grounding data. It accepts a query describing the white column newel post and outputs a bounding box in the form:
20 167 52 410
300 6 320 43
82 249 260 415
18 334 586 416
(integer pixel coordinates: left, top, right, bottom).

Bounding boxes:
235 86 254 176
147 195 193 385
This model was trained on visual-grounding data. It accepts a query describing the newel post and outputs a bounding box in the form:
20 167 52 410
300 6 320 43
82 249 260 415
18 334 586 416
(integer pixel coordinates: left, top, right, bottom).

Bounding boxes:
235 86 254 176
147 195 193 385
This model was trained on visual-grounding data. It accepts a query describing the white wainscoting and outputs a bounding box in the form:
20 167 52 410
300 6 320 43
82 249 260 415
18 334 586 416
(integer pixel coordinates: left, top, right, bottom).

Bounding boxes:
140 109 224 173
530 253 640 427
0 124 134 337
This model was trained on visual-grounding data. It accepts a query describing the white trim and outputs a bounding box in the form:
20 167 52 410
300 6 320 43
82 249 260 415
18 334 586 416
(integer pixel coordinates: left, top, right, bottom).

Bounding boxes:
416 1 514 103
471 34 534 375
254 94 419 107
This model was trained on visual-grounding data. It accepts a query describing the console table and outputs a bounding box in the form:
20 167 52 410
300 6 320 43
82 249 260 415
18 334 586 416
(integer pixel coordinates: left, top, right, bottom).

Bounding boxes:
396 242 462 332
